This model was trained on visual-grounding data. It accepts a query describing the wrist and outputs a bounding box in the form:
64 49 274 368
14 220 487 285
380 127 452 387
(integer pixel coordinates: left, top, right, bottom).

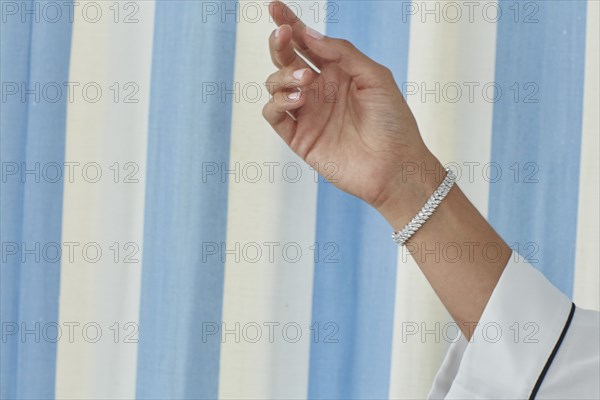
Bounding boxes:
374 151 446 231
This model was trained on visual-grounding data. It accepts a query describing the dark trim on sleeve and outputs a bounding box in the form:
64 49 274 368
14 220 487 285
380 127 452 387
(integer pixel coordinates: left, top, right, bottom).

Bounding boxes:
529 302 576 400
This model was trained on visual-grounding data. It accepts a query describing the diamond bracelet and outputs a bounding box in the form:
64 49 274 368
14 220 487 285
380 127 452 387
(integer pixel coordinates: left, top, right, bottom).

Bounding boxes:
391 168 457 246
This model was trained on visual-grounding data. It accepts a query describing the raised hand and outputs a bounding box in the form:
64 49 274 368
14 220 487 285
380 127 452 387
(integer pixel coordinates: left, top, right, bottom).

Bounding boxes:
263 0 444 223
262 3 514 339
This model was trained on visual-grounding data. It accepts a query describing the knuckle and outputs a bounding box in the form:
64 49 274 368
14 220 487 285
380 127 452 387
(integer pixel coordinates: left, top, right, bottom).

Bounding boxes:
264 73 280 94
262 103 271 120
380 65 393 77
374 64 394 81
270 55 281 69
338 39 355 50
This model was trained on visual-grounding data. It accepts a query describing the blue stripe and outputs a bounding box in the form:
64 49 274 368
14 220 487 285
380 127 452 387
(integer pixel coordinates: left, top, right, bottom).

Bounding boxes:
135 2 237 398
489 0 587 297
0 1 73 398
308 2 410 398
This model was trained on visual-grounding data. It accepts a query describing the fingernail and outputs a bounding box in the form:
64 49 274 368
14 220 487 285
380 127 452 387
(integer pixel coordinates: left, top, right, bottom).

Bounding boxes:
274 27 281 38
305 26 323 40
288 91 301 101
293 68 307 80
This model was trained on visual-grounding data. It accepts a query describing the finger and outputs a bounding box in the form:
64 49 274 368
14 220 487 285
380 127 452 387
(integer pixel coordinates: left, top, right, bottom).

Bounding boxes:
303 27 393 90
269 24 299 68
265 67 316 95
268 0 327 67
262 90 305 144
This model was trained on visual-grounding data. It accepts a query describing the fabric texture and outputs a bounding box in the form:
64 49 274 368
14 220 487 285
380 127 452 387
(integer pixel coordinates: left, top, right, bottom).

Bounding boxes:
0 1 598 399
429 253 600 399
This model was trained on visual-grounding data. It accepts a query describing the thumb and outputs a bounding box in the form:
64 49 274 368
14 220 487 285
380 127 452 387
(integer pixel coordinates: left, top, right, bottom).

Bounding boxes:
303 27 391 89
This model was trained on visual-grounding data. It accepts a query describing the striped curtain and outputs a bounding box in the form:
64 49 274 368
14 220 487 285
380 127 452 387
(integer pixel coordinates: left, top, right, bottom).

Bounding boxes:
1 0 598 399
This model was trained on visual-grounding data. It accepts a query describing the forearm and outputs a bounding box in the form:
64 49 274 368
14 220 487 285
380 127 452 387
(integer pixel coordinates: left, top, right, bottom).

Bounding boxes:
376 152 511 339
263 2 511 339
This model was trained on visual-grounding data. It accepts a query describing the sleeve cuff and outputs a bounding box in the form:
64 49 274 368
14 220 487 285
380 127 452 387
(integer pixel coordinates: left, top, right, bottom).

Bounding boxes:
428 252 573 399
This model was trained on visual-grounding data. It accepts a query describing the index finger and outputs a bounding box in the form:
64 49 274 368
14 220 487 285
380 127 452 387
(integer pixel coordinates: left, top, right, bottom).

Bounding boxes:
268 0 326 67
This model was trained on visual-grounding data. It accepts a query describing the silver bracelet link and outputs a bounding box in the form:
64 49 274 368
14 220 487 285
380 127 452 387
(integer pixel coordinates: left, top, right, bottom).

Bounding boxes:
391 168 456 246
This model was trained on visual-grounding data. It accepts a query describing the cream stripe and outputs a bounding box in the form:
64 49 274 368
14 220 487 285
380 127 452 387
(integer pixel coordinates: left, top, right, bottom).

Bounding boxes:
218 2 323 398
389 2 498 398
573 0 599 311
55 2 154 398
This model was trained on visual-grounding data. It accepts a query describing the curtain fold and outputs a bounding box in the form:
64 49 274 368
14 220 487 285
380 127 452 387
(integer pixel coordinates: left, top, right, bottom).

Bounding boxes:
135 1 237 398
1 1 73 398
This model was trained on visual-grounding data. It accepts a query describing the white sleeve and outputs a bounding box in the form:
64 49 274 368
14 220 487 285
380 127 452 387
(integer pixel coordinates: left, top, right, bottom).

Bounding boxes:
428 252 600 399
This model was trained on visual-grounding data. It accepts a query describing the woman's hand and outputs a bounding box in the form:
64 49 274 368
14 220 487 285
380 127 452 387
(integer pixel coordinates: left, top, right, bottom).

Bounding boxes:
263 1 444 225
263 1 512 338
